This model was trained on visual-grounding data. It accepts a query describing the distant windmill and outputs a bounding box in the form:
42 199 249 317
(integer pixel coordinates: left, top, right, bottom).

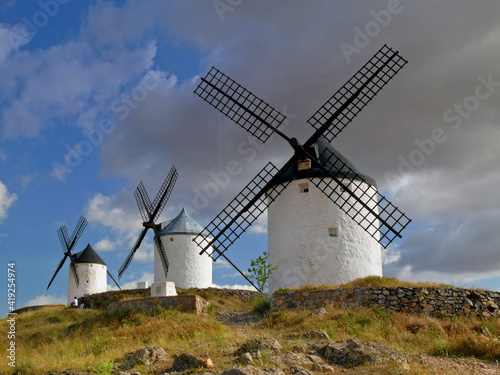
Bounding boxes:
47 216 120 305
193 44 412 292
118 166 178 280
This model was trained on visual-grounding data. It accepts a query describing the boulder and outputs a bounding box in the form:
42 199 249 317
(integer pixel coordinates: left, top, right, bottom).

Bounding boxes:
237 337 282 354
123 346 168 370
171 353 206 372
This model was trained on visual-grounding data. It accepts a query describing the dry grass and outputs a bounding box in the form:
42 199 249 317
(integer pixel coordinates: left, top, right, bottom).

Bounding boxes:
3 287 500 374
284 276 453 291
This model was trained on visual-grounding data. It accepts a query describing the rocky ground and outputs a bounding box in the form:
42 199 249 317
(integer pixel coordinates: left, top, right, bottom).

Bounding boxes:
43 308 500 375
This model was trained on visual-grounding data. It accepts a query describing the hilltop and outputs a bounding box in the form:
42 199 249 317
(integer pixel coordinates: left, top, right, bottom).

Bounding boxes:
2 278 500 374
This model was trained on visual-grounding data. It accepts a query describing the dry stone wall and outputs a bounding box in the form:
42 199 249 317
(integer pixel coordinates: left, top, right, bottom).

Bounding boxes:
106 295 209 315
271 287 500 318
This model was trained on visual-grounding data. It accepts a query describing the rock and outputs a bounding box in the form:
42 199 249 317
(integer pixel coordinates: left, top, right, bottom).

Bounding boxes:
323 339 406 368
312 308 327 316
290 366 313 375
311 363 335 373
222 366 265 375
237 337 282 354
236 352 254 365
250 349 263 363
171 353 206 372
303 329 330 341
307 354 325 365
236 350 262 365
123 346 167 370
118 372 142 375
291 344 309 354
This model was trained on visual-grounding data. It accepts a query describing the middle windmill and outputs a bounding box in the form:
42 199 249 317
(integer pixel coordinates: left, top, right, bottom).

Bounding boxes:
118 166 213 290
193 44 412 293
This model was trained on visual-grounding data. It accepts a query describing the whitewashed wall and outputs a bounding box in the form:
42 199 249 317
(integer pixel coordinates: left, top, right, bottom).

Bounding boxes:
155 234 212 289
67 263 107 306
268 177 382 294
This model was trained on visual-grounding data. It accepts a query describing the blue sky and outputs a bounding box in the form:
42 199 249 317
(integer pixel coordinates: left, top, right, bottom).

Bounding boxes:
1 0 500 311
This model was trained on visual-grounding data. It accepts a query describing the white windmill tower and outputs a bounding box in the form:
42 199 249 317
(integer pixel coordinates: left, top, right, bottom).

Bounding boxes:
155 208 212 288
193 45 412 294
266 137 382 292
118 167 215 295
47 216 121 306
66 244 107 305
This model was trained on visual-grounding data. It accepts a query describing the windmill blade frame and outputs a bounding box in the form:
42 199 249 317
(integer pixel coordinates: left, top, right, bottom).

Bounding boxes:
47 216 88 290
118 227 149 279
305 44 408 147
195 67 287 144
69 216 88 249
307 146 411 248
193 162 289 260
107 270 122 290
154 234 169 278
118 166 178 280
135 182 153 223
152 166 178 222
46 254 68 290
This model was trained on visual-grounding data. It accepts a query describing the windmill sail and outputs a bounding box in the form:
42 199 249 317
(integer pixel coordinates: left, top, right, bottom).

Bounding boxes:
193 44 411 266
118 166 178 280
193 162 289 260
195 67 287 144
305 44 408 147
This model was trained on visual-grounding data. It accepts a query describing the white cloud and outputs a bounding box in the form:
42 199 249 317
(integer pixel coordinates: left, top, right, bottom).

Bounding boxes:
0 23 31 63
111 271 154 291
249 210 268 234
85 193 139 233
211 283 258 291
94 238 116 252
23 294 66 307
213 259 231 269
221 272 242 279
0 181 16 223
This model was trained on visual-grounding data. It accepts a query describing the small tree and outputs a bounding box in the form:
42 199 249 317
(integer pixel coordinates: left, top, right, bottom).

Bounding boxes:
247 251 277 292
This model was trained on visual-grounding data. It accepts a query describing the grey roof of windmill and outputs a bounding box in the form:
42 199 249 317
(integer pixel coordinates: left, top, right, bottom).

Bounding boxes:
269 136 377 188
159 208 207 236
74 244 106 266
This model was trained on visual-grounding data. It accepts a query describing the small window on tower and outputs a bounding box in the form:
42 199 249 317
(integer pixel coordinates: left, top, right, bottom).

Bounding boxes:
299 182 309 193
328 227 338 237
86 280 89 284
170 237 174 242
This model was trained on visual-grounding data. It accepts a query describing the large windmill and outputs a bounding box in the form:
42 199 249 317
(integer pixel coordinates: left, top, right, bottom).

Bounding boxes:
118 166 178 282
193 44 412 292
47 216 120 305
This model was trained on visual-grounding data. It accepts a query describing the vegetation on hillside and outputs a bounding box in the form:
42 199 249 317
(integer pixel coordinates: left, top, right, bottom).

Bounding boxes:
1 279 500 374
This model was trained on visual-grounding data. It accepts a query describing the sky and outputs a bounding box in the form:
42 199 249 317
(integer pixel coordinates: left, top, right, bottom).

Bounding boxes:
0 0 499 311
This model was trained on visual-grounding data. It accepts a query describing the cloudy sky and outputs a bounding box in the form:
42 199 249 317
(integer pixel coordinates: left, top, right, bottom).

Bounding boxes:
0 0 499 309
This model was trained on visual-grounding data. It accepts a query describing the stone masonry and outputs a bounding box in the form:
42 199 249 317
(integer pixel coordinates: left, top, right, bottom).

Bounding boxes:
271 287 500 318
107 295 209 315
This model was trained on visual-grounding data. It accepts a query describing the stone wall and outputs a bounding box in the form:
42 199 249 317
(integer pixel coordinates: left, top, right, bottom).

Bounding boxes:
106 295 209 315
271 287 500 318
185 287 259 302
87 288 150 310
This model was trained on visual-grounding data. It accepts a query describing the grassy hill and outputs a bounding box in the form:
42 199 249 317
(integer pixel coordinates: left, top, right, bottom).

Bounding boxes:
2 278 500 374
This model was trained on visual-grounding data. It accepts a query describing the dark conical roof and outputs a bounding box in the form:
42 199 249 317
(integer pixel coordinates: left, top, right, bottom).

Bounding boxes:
74 244 106 266
159 208 206 236
269 136 376 188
